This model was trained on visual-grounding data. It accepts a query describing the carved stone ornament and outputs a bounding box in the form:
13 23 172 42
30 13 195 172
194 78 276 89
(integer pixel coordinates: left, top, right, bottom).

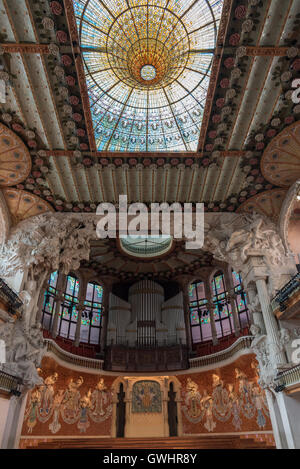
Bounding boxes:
0 213 98 279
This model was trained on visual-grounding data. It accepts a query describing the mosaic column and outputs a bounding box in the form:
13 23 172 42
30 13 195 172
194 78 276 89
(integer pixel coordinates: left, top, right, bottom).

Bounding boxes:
177 278 193 353
204 282 218 346
224 268 240 337
255 277 286 367
74 278 87 347
51 273 67 339
34 277 49 326
100 278 115 351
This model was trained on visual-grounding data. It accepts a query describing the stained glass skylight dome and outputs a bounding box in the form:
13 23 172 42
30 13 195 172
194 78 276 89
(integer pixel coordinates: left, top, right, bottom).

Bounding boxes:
73 0 224 152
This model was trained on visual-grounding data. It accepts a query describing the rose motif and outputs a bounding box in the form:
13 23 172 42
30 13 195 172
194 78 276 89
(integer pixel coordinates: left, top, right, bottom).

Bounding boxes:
250 158 258 165
229 33 240 46
291 58 300 71
224 57 235 69
32 171 42 178
185 158 193 166
27 140 37 148
17 184 24 190
170 158 179 166
202 158 210 165
205 144 213 151
235 5 247 19
285 116 294 124
100 158 108 165
256 142 265 150
220 78 229 88
33 189 41 195
12 123 23 132
77 128 85 137
35 158 44 167
239 197 246 203
66 75 76 86
56 205 63 211
156 158 165 166
267 129 276 138
46 196 54 201
129 158 137 165
56 30 68 43
72 113 82 122
251 169 259 176
209 130 217 139
84 206 92 212
216 98 225 108
61 55 72 67
50 1 63 15
73 206 80 212
80 143 88 150
143 158 152 166
114 158 123 166
212 114 221 123
69 95 79 106
228 205 235 211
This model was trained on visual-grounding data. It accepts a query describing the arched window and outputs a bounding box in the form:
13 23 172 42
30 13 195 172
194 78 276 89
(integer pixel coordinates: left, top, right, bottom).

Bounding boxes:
189 280 211 344
232 271 250 329
212 271 234 338
41 270 58 331
80 281 104 344
57 274 80 340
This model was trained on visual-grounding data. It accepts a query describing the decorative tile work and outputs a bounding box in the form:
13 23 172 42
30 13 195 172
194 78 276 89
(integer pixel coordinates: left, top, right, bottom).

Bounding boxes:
132 380 162 414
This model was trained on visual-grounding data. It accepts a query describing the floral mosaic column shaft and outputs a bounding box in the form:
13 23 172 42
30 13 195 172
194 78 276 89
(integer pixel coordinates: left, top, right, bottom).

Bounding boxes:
255 277 286 367
51 273 67 339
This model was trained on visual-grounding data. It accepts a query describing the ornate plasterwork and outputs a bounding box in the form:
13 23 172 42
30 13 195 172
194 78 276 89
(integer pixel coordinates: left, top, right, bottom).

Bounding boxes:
278 179 300 252
0 122 32 187
204 211 287 272
0 213 97 279
261 121 300 188
2 188 54 225
237 189 287 222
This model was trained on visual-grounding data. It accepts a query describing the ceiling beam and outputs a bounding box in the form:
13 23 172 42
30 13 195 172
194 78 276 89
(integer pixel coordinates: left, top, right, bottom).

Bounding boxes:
44 150 246 158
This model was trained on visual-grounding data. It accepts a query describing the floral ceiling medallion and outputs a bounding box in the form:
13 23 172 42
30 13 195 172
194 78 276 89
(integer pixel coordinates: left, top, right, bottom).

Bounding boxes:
73 0 224 152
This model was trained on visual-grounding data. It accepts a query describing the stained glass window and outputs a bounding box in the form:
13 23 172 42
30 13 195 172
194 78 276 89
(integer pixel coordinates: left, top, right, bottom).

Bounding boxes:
232 270 250 330
58 274 80 340
73 0 224 151
212 271 234 338
189 280 211 344
81 282 104 344
41 270 58 331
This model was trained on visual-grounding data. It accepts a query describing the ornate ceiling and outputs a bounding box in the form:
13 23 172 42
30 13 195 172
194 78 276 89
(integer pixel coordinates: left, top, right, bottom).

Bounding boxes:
73 0 223 152
82 238 214 280
0 0 299 221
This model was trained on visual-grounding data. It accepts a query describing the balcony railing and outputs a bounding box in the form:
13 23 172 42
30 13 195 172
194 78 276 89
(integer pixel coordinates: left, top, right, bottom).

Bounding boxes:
0 370 22 396
189 336 253 369
271 272 300 313
0 278 23 312
45 338 104 371
274 364 300 392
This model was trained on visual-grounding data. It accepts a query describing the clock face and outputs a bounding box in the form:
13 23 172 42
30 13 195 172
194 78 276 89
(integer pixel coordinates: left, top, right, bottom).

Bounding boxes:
119 235 173 258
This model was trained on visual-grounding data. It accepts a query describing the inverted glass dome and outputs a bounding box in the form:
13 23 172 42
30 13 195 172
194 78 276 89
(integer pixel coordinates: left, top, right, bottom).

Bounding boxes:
73 0 224 152
119 235 173 258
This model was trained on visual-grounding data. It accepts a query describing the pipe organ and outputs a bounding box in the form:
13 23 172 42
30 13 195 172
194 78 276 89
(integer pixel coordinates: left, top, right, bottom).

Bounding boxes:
107 280 186 347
